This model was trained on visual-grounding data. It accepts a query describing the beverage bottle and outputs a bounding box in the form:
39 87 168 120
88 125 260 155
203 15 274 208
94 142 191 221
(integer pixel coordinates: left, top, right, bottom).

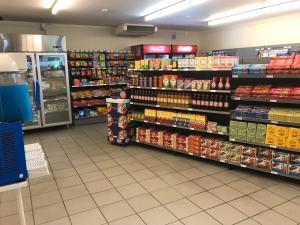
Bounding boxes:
225 77 231 90
224 95 229 111
192 94 196 108
136 90 140 103
131 90 135 102
153 91 157 104
218 95 224 110
200 94 205 109
213 94 219 109
174 93 178 107
209 94 214 109
196 94 201 109
177 93 182 107
184 94 189 107
218 77 224 90
211 77 217 90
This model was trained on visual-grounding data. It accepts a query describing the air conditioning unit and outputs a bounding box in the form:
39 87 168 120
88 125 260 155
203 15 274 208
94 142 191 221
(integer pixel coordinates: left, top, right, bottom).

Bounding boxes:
115 23 158 36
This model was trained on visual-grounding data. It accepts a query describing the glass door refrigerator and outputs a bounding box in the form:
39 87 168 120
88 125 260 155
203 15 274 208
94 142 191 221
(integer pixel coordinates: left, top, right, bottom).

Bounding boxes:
36 53 72 127
23 53 42 130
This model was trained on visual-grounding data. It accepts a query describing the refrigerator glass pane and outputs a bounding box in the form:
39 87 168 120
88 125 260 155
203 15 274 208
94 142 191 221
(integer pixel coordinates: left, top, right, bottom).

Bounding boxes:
39 54 70 125
23 55 40 128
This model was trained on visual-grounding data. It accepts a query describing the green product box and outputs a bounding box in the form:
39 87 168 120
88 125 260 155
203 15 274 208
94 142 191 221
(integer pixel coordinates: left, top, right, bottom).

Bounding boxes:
238 122 247 130
230 133 238 140
230 120 238 129
247 122 257 129
247 137 257 142
257 124 267 133
238 133 247 141
229 128 238 134
217 126 228 133
256 135 266 144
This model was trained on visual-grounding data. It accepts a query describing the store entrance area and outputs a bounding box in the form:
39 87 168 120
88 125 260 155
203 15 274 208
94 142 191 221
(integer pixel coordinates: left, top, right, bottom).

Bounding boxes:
0 125 299 225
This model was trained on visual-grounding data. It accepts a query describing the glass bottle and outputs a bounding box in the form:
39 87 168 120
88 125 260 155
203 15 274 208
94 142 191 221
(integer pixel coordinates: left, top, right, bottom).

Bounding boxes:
224 95 229 111
218 77 224 90
225 77 231 90
211 77 217 90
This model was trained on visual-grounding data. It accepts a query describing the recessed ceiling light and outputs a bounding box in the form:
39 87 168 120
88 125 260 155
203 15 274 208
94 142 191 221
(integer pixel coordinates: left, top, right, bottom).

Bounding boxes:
186 15 191 18
101 8 109 12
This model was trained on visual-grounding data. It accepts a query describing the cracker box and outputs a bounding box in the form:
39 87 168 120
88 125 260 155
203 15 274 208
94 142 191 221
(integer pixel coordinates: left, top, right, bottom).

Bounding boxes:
272 151 290 164
257 124 267 135
231 144 242 154
230 120 239 129
275 136 286 147
289 127 300 139
257 147 273 160
267 124 277 135
241 156 256 166
238 122 247 131
241 146 257 157
220 151 231 161
286 138 298 149
276 126 289 137
247 123 257 133
272 162 288 174
289 165 300 177
231 152 241 163
209 149 220 160
291 154 300 165
265 134 276 145
256 158 272 170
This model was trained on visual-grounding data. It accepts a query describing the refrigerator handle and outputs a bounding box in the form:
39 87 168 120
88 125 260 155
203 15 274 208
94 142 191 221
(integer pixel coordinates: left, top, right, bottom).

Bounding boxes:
35 80 41 111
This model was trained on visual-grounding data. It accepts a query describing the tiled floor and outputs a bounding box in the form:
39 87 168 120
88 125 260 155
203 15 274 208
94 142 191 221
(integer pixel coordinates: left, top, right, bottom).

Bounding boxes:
1 124 300 225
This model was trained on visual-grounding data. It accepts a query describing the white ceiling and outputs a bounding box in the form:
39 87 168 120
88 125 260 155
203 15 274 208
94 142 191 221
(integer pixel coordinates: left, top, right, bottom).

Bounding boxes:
0 0 268 29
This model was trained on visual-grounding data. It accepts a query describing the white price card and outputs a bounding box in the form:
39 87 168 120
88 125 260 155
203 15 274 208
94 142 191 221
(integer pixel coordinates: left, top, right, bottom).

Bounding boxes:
190 128 195 131
271 171 278 175
266 75 274 78
234 97 241 100
144 120 148 123
230 139 236 141
270 99 277 103
240 164 247 168
188 108 193 111
220 160 226 163
232 75 239 78
207 131 213 133
156 105 160 107
201 156 206 159
188 153 194 156
156 122 161 125
211 90 217 93
236 117 243 120
271 120 278 124
270 145 277 149
172 125 177 127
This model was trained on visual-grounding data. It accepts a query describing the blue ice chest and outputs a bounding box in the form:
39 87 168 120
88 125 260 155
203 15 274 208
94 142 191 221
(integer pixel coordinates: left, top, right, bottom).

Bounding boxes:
0 122 28 186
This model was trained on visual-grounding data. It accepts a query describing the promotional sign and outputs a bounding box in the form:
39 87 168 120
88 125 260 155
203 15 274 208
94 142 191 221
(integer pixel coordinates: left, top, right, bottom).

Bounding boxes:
143 44 172 54
172 45 198 54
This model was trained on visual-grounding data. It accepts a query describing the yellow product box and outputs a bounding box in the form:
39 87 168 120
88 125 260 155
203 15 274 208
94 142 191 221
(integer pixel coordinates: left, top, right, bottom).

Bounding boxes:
135 60 141 69
275 136 286 147
189 114 196 121
286 138 298 149
265 134 276 145
266 124 277 135
196 114 206 123
288 127 300 139
171 111 177 120
206 56 213 69
276 126 289 138
146 128 151 143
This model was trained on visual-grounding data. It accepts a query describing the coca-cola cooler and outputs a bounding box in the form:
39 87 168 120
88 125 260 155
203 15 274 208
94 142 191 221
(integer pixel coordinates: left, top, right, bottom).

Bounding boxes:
131 44 171 60
172 45 198 59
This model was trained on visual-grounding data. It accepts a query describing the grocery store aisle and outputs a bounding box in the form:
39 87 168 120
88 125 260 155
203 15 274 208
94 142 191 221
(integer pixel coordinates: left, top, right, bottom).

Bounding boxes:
1 124 300 225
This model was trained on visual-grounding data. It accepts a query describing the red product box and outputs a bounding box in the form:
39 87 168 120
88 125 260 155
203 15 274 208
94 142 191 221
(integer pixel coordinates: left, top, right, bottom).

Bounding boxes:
184 79 192 89
209 149 220 160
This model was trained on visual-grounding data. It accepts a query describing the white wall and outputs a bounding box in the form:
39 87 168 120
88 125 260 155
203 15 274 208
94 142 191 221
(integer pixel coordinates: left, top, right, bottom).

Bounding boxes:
0 21 203 51
200 12 300 51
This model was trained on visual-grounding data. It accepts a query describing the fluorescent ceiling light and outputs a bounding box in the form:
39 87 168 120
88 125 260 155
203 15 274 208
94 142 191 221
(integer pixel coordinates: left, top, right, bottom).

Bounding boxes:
43 0 55 8
144 0 207 21
51 0 73 15
206 0 300 26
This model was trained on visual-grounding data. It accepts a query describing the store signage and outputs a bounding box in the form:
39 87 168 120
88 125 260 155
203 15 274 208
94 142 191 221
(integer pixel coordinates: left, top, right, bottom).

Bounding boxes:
143 44 171 54
172 45 198 54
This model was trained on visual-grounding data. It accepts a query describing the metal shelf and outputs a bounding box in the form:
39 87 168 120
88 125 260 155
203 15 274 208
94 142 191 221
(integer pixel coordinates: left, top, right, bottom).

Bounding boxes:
72 96 109 100
232 96 300 105
130 102 230 115
231 115 300 127
132 139 300 181
128 68 232 72
128 86 231 93
73 104 106 108
72 83 126 88
232 74 300 79
131 119 229 136
229 138 300 153
74 115 107 125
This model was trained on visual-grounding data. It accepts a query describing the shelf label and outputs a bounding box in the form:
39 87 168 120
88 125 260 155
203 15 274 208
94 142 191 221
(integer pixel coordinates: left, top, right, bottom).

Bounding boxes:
156 122 161 125
220 160 226 163
192 89 197 92
177 89 183 91
236 117 243 120
201 156 206 158
232 75 239 78
130 102 133 104
190 128 195 130
136 140 140 143
137 86 141 89
152 87 157 89
210 90 217 93
271 171 278 175
188 153 194 156
270 99 277 103
270 145 277 149
230 139 236 141
207 130 213 133
234 97 241 100
240 164 247 168
172 125 177 127
271 120 278 124
266 75 274 78
144 120 149 123
183 68 189 71
188 108 193 111
218 132 224 135
161 88 166 90
156 105 160 107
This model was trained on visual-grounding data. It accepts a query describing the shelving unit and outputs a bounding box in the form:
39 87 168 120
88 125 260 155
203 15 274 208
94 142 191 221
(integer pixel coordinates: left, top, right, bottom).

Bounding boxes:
231 115 300 127
130 102 231 115
232 74 300 79
128 68 232 72
131 118 229 136
132 138 300 181
68 50 131 125
128 86 231 93
232 96 300 104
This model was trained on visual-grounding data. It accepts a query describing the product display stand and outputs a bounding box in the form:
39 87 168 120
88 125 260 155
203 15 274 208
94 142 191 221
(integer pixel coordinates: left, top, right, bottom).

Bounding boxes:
0 181 28 225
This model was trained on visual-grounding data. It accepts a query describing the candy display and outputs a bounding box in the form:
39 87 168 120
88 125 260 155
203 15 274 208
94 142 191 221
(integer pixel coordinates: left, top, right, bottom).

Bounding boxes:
232 64 267 75
234 85 300 100
130 74 231 91
73 99 105 108
107 98 130 145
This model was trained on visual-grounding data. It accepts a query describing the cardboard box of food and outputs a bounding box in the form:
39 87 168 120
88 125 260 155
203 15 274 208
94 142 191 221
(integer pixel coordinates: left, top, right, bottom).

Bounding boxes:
276 126 289 138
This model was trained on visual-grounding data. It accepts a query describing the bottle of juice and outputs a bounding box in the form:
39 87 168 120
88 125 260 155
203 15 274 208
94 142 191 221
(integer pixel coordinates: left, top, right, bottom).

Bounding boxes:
174 93 178 107
224 95 229 111
213 94 219 109
196 94 201 109
225 77 231 90
209 94 214 109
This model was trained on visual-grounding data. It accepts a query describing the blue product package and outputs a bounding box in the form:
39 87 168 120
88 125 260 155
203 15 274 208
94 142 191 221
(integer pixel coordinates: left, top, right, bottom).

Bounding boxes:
0 83 32 122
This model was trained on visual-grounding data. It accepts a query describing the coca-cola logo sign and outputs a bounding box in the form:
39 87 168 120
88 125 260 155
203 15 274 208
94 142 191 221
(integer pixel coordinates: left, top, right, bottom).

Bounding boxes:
172 45 198 53
144 44 171 54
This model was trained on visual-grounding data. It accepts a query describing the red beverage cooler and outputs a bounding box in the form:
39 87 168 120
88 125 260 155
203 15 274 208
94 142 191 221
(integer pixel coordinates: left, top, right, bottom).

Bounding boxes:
171 44 198 59
131 44 172 59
